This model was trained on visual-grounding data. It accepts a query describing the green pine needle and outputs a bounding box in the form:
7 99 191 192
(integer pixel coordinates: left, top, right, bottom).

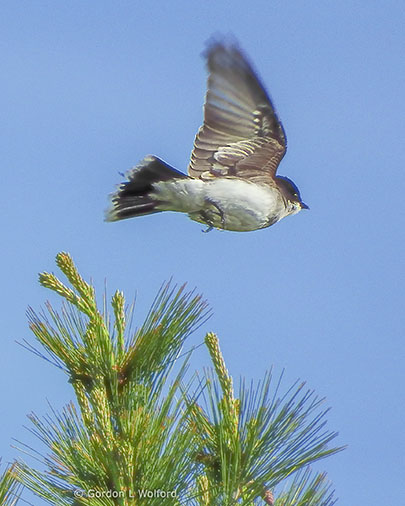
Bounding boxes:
14 253 343 505
0 464 23 506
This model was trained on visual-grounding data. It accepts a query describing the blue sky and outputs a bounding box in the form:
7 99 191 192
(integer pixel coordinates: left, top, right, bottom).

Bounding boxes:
1 1 404 504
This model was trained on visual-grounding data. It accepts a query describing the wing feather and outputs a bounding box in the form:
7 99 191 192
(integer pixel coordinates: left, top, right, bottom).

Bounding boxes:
188 40 286 182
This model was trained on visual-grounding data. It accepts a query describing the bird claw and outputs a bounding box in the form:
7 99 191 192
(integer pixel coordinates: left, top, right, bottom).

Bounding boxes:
204 198 226 229
199 199 225 232
200 212 214 233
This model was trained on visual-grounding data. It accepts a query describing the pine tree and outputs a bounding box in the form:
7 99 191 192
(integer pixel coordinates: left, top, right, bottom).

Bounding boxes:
8 253 342 504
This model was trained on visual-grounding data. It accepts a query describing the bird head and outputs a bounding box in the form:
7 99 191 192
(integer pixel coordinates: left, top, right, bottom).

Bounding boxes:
276 176 309 214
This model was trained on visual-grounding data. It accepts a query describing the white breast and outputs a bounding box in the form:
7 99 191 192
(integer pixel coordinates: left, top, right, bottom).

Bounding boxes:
153 178 286 231
202 179 283 231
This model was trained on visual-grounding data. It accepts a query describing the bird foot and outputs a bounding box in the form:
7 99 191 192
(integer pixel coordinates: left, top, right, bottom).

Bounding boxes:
204 198 226 228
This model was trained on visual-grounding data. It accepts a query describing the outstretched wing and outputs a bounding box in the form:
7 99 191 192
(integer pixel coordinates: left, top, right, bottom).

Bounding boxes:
188 40 286 184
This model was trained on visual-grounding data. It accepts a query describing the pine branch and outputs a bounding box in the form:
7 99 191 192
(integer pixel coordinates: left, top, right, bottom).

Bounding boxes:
0 464 23 506
14 253 343 505
187 335 343 504
274 467 336 506
17 253 210 505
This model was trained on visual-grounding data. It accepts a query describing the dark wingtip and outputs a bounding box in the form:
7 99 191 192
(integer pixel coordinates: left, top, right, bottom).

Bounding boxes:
203 33 240 61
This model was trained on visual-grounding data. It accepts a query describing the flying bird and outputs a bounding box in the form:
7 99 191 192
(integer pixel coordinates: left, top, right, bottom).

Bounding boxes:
106 39 308 232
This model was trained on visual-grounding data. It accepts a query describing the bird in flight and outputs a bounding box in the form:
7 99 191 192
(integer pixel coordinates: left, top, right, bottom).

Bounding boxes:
106 38 308 232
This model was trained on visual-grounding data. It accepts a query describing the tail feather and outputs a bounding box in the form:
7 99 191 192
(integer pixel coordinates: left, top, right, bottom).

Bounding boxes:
105 156 188 222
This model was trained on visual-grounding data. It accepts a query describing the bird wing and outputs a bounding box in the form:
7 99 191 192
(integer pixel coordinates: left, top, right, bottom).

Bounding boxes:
188 40 287 184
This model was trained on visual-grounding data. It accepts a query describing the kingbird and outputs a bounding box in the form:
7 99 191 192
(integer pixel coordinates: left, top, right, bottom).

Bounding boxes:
106 39 308 232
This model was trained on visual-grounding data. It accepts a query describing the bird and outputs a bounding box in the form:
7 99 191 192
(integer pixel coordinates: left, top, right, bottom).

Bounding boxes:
105 38 308 232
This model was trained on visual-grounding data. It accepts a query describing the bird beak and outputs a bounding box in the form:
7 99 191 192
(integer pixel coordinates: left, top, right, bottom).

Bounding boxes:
300 202 309 210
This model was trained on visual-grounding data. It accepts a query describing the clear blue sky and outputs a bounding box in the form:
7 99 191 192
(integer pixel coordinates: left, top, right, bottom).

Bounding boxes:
1 1 404 504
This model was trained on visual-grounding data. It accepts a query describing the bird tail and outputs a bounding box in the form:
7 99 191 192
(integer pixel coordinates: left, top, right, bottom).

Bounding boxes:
105 155 188 222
